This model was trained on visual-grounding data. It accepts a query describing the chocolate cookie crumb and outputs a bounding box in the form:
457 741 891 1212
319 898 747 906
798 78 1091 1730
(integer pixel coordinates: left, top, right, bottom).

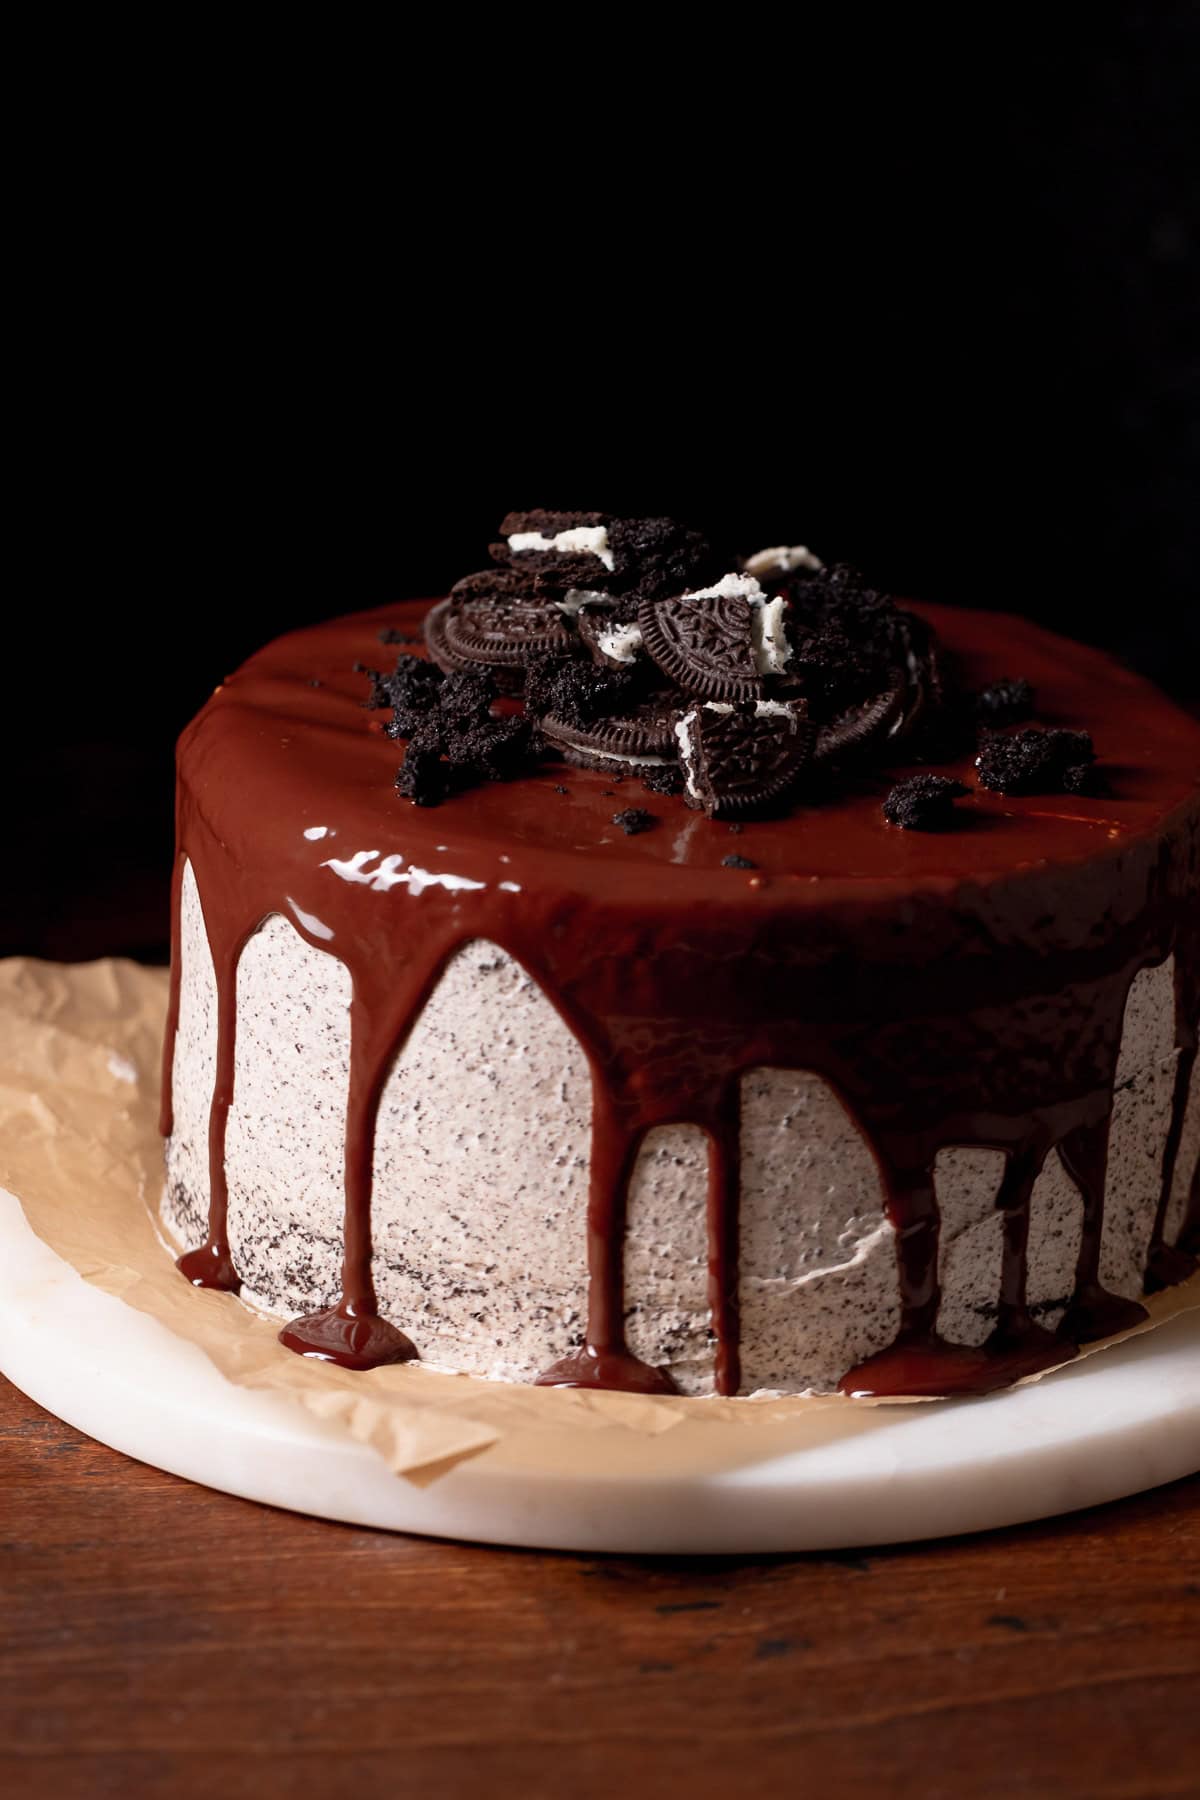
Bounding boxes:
727 822 744 834
641 765 684 796
449 715 539 783
975 728 1096 795
1062 760 1109 796
438 668 497 727
525 654 640 728
378 656 445 736
975 676 1036 726
553 783 568 794
883 773 971 829
396 744 456 807
378 627 421 645
612 808 656 835
722 853 757 869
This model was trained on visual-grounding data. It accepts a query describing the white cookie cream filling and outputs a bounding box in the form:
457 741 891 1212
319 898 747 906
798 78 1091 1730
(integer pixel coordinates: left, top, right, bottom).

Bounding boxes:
556 588 611 615
750 595 789 675
702 699 799 722
743 544 824 576
680 571 792 675
596 621 644 665
680 571 767 605
590 745 672 768
508 526 615 571
674 709 699 799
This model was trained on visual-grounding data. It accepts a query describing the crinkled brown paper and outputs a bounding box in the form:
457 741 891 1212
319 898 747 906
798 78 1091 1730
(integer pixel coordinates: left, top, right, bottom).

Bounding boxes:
1 957 1196 1483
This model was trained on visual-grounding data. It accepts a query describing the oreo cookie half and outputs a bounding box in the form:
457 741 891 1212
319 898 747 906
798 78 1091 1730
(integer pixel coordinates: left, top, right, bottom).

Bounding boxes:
541 697 679 776
815 678 907 764
675 701 816 819
639 573 775 700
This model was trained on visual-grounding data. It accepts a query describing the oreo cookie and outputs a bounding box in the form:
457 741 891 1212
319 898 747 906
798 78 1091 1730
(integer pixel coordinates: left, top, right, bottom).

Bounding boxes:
441 589 575 676
639 574 773 700
423 598 461 675
541 696 679 777
675 700 815 819
815 678 907 763
493 513 717 603
493 510 614 586
576 607 646 670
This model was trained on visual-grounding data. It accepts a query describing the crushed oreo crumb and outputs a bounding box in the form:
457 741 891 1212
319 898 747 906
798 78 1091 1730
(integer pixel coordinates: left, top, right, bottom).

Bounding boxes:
1062 760 1109 796
722 853 757 869
308 678 322 688
612 808 656 835
373 656 444 734
450 715 539 783
396 744 457 807
553 783 568 794
975 676 1036 726
640 764 684 796
883 773 971 830
524 654 641 727
727 822 744 834
378 626 421 645
438 668 497 727
975 728 1097 796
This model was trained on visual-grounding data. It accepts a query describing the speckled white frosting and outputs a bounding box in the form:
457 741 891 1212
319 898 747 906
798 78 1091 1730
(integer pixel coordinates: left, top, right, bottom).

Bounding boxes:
163 862 1194 1395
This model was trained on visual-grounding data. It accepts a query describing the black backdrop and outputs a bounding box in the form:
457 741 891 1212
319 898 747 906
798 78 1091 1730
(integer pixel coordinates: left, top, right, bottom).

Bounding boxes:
6 9 1198 960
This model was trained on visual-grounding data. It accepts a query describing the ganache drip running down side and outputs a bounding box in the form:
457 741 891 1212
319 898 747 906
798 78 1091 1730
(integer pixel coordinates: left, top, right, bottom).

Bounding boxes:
161 512 1200 1396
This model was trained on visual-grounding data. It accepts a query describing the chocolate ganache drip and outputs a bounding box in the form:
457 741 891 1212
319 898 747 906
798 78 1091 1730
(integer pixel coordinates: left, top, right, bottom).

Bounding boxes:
161 512 1200 1395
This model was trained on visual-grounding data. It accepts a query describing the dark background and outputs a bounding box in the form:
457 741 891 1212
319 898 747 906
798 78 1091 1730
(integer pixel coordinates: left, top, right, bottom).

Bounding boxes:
7 9 1197 962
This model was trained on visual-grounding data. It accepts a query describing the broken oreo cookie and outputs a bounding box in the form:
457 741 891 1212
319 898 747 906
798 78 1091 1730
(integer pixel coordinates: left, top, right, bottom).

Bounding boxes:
493 512 717 603
576 608 646 670
640 573 785 701
815 680 907 764
675 700 815 819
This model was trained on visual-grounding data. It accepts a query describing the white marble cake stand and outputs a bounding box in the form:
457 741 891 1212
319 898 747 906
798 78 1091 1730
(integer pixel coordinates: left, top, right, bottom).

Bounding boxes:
1 1189 1197 1555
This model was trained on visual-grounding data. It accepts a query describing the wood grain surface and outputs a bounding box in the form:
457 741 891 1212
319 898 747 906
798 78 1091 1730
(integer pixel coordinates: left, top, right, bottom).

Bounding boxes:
1 1377 1197 1800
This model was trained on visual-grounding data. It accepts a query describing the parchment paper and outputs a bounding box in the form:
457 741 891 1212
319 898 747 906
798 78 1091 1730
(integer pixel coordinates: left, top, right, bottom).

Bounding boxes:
1 956 1196 1482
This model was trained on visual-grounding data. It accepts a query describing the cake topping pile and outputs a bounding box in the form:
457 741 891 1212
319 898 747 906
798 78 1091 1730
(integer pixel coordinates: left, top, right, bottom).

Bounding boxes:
364 512 1105 828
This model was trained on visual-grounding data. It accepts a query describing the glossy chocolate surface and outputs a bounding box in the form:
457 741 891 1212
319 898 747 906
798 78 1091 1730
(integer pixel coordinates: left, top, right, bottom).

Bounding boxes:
162 601 1200 1393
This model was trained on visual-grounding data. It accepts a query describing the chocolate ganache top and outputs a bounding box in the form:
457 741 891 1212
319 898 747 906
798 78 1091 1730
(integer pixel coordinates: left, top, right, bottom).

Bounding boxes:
165 525 1200 1396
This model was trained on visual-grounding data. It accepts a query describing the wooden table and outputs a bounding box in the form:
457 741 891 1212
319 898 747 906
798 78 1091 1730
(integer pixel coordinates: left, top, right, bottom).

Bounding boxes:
1 1377 1196 1799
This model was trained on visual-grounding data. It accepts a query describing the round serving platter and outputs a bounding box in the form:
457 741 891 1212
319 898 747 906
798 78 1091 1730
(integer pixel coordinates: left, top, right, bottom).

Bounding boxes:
2 1187 1197 1555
